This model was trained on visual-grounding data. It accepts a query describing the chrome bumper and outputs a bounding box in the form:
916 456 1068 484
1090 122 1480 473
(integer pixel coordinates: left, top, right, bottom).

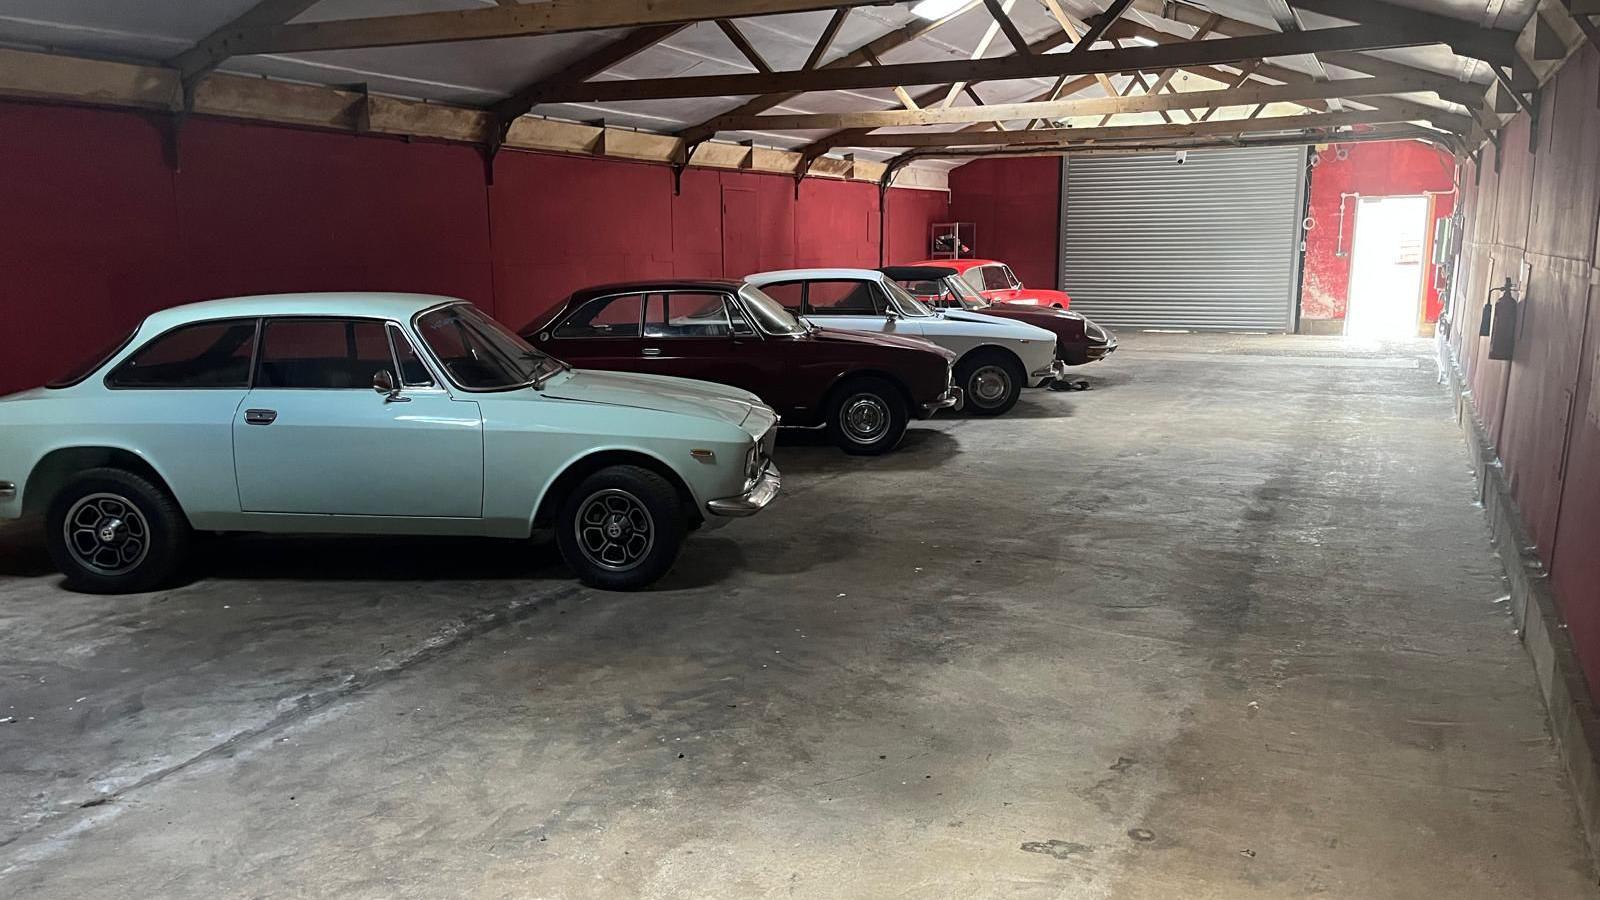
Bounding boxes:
922 385 964 415
1086 334 1118 361
0 480 14 501
706 462 781 518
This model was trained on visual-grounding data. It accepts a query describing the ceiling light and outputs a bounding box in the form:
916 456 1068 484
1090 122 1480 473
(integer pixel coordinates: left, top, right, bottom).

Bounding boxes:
911 0 968 20
1130 36 1160 47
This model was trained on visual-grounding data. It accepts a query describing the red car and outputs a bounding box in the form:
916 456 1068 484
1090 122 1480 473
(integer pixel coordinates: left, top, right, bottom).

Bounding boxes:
906 258 1073 309
521 279 961 455
882 266 1117 366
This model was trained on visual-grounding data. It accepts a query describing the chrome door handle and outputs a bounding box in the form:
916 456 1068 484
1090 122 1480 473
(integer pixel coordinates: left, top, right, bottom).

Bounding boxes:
244 409 277 425
642 348 661 356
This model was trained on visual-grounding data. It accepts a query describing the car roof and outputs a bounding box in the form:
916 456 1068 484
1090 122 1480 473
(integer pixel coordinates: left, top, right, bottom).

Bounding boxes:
902 259 1000 272
880 265 959 281
745 268 885 284
567 279 745 301
140 292 463 332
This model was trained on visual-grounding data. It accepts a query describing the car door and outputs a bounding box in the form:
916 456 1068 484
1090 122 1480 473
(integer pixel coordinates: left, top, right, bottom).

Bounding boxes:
100 317 260 515
633 291 779 396
774 279 924 339
540 292 647 373
232 317 484 517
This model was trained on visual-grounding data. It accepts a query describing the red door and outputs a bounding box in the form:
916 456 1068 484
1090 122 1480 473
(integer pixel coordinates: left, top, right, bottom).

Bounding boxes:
721 186 760 279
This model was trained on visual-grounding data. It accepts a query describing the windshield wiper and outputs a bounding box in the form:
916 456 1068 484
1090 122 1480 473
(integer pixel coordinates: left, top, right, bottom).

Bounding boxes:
523 351 569 388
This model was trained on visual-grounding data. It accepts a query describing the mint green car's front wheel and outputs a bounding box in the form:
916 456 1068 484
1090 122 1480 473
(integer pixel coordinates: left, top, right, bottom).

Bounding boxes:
555 465 686 590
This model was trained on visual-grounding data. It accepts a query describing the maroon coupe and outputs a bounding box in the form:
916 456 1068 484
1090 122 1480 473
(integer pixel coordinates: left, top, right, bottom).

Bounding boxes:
521 279 962 455
881 266 1117 366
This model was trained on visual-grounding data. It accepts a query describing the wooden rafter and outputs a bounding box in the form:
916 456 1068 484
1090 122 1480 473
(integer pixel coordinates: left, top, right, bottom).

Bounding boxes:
1069 0 1136 51
832 108 1445 148
490 24 687 124
1123 0 1493 105
802 8 850 71
1039 0 1115 98
942 0 1017 109
717 20 773 73
198 0 878 57
532 25 1509 104
800 28 1080 156
1199 61 1261 121
981 0 1032 56
170 0 322 81
673 1 982 145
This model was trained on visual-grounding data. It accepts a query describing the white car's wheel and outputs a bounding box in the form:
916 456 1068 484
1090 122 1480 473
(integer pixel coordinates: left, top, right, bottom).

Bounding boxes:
957 352 1024 416
46 467 190 594
556 465 686 590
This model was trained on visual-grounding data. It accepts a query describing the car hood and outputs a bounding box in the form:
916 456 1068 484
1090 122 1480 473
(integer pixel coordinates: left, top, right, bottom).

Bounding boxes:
806 324 958 362
540 368 769 433
934 309 1059 342
985 303 1085 322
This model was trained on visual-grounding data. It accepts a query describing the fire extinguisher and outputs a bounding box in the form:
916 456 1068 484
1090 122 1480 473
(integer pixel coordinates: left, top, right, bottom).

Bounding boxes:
1481 277 1518 360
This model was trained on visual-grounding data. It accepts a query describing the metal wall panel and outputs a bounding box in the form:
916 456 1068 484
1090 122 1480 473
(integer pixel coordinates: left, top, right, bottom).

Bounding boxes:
1061 146 1307 331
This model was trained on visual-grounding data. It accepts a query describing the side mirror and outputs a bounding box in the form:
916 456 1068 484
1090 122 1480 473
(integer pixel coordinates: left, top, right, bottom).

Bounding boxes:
373 369 408 402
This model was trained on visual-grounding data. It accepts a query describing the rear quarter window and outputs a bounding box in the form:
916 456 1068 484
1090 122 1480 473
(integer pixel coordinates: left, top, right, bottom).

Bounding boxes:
106 320 258 389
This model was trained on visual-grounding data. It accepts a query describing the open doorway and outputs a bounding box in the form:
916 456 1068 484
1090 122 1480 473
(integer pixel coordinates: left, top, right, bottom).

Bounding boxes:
1344 195 1429 339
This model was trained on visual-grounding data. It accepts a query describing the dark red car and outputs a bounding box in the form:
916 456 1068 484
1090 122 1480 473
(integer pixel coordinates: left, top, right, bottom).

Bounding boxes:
882 266 1117 366
521 279 961 455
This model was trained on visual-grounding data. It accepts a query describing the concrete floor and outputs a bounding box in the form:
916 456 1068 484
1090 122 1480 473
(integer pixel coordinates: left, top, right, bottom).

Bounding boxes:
0 333 1593 898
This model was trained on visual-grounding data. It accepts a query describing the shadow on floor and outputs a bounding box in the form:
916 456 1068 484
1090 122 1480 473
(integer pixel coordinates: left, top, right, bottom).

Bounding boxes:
775 426 961 475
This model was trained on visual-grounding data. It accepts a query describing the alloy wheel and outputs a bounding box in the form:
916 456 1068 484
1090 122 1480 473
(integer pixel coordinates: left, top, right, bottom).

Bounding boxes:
63 492 150 576
574 488 656 571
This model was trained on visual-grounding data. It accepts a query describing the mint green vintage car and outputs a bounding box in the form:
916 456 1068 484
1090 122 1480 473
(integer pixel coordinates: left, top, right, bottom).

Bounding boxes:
0 294 780 593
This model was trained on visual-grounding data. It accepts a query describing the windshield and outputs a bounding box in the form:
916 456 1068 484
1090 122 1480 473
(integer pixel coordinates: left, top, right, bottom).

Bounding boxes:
881 279 935 317
415 303 565 390
943 274 991 310
738 285 807 336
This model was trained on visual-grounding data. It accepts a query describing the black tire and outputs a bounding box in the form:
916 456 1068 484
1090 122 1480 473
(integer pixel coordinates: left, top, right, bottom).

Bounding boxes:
45 467 191 594
555 465 686 590
825 376 908 456
956 351 1025 416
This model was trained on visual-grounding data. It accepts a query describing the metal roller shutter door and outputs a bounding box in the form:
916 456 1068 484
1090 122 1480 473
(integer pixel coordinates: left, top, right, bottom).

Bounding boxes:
1061 147 1308 331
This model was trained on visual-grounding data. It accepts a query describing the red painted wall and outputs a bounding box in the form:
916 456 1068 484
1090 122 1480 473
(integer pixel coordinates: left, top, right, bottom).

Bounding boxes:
1301 140 1456 323
943 157 1060 290
0 99 947 395
1449 43 1600 691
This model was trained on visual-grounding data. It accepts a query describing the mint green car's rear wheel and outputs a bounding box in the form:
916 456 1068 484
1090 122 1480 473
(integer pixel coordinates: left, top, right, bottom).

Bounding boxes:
46 467 190 594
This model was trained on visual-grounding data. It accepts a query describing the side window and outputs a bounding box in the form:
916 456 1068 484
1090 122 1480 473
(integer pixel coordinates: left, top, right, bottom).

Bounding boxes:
553 294 643 338
1001 265 1023 288
107 320 257 388
644 293 735 338
980 266 1011 291
387 325 434 387
960 269 986 292
805 280 883 316
255 319 394 389
726 300 755 336
898 279 950 308
759 282 805 313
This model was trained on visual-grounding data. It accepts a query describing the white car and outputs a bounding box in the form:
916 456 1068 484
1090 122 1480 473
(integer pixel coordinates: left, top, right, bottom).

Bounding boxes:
746 268 1063 415
0 293 780 593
